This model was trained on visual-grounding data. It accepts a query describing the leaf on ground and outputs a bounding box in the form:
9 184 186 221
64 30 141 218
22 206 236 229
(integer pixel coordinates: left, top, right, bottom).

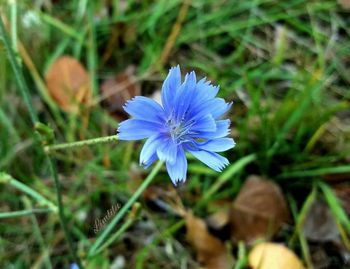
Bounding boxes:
338 0 350 9
185 211 234 269
303 199 339 242
230 175 290 243
100 65 140 120
249 242 304 269
45 55 91 112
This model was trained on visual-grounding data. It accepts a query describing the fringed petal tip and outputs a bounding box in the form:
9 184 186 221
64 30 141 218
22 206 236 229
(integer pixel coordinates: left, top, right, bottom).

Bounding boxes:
188 149 229 172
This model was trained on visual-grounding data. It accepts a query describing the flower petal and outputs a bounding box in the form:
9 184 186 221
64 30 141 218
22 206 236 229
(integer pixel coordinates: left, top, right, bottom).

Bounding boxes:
143 153 158 169
197 138 236 152
166 147 187 186
156 138 178 164
161 66 181 115
188 149 229 172
190 115 216 133
124 96 165 123
117 119 163 140
201 119 231 139
140 134 164 166
196 78 220 101
187 98 231 121
186 78 220 115
173 71 197 122
211 101 232 119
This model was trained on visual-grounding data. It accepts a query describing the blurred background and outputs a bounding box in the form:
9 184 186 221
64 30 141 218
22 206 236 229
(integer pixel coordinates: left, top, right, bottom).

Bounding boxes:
0 0 350 268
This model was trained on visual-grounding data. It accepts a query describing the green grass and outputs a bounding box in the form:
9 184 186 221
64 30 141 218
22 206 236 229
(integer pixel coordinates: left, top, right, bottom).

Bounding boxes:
0 0 349 268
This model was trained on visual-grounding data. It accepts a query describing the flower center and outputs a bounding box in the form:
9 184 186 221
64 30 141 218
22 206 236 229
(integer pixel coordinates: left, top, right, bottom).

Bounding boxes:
166 117 194 144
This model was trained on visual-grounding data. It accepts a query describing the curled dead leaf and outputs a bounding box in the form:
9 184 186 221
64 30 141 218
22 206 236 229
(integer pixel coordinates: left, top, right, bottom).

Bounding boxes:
185 211 234 269
230 175 290 243
45 56 91 113
249 242 304 269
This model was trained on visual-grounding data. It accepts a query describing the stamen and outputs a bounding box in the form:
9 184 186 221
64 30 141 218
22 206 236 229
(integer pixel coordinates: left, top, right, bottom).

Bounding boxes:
166 116 196 145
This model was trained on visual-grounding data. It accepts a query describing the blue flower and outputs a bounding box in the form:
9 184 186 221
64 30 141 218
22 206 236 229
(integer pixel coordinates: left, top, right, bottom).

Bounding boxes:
117 66 235 185
70 263 79 269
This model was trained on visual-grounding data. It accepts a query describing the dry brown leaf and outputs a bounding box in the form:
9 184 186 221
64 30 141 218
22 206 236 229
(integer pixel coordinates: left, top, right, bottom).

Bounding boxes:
185 211 234 269
249 242 304 269
338 0 350 9
100 66 140 120
45 56 91 113
230 175 290 243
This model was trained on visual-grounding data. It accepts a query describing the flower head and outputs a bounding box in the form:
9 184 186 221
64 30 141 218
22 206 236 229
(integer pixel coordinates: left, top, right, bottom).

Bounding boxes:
117 66 235 185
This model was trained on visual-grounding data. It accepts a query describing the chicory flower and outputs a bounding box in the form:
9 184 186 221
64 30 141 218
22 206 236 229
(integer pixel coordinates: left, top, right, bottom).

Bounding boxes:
117 66 235 185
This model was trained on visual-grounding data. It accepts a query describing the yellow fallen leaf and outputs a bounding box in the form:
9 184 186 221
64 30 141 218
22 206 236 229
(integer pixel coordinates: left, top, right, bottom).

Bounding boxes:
249 242 304 269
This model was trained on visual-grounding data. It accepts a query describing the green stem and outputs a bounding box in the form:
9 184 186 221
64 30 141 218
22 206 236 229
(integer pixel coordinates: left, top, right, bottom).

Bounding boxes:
0 13 82 268
95 203 141 255
10 0 17 52
44 135 118 153
96 218 133 254
0 16 38 124
88 161 164 257
39 12 84 44
135 220 185 269
88 2 98 96
22 197 53 269
279 165 350 179
198 153 256 207
0 172 58 212
47 157 83 268
0 208 53 219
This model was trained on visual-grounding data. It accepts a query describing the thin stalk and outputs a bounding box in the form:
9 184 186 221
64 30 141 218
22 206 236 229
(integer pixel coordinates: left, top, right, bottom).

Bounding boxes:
47 157 83 268
0 13 82 269
17 40 63 119
288 187 317 246
39 12 84 43
95 202 141 255
0 208 53 219
0 172 58 212
279 165 350 179
135 219 185 269
95 218 133 254
287 189 315 269
0 107 20 142
22 197 53 269
199 153 256 206
0 16 38 124
44 135 118 153
88 161 164 257
87 3 98 96
10 0 17 52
